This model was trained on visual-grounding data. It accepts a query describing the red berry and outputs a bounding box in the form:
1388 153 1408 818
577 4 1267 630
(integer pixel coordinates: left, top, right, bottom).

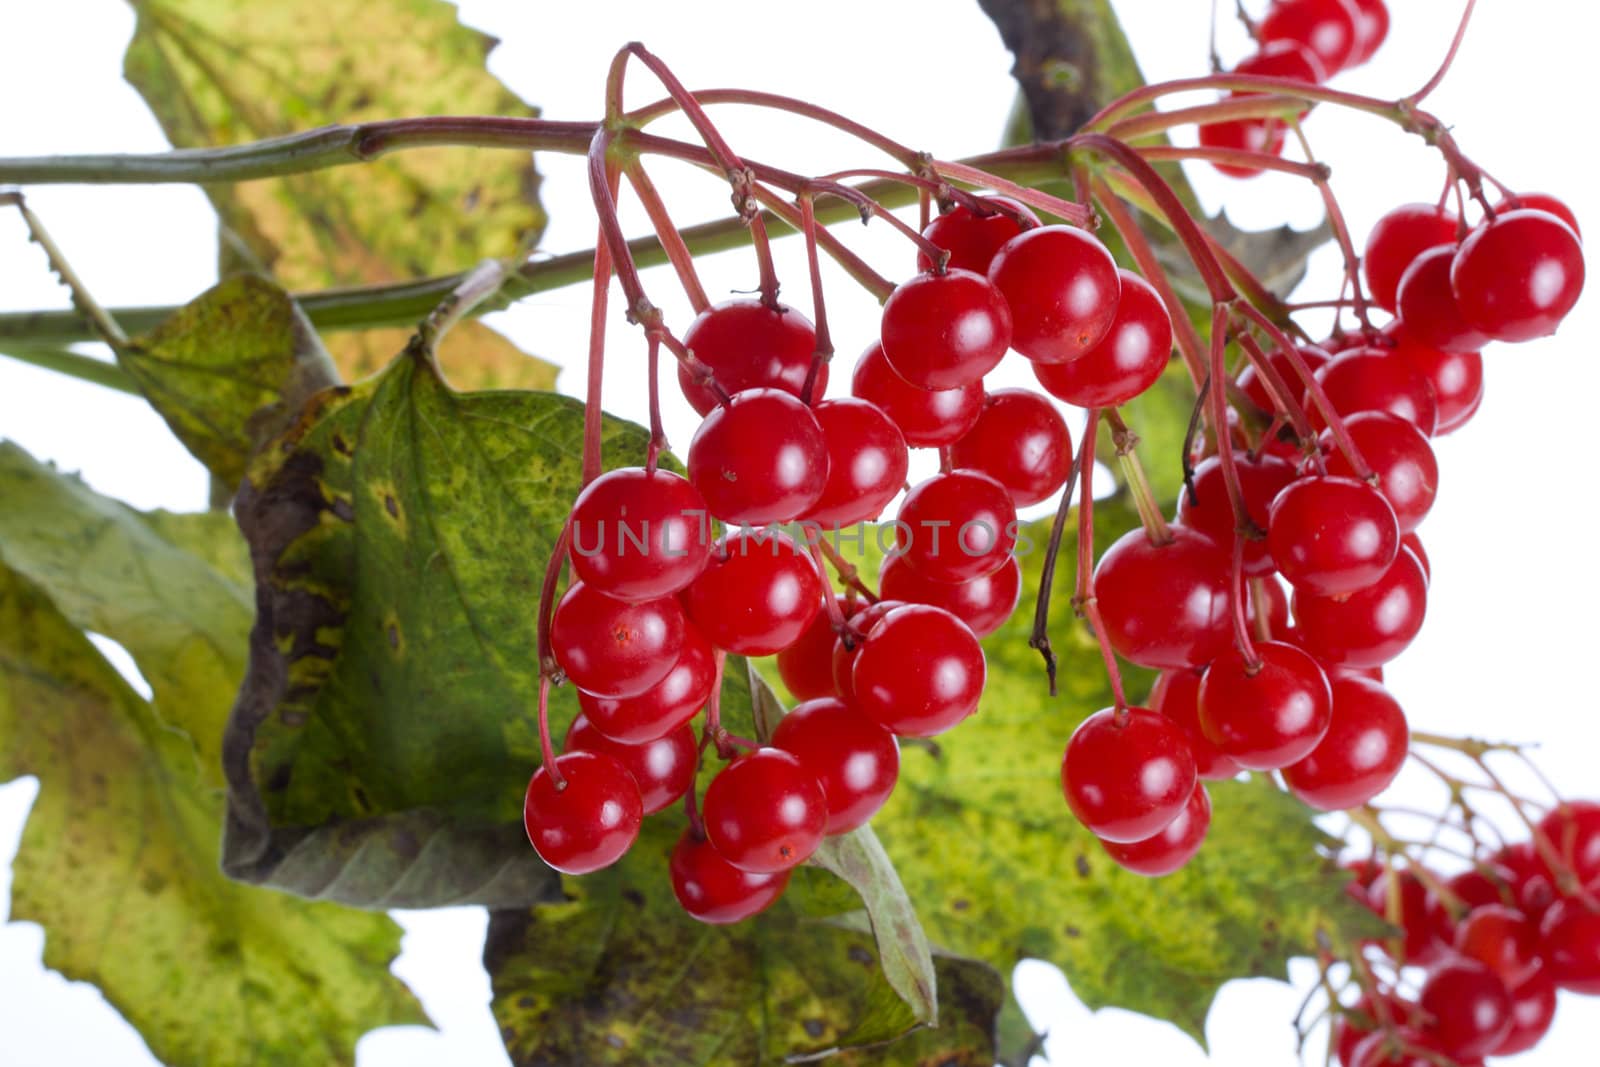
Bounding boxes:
687 388 828 525
1494 192 1581 238
1292 546 1427 668
1321 412 1439 533
989 224 1122 363
1364 203 1458 314
776 595 852 702
918 195 1040 274
850 341 985 448
1347 1029 1453 1067
1062 706 1198 843
1094 525 1233 670
670 830 790 924
1149 669 1243 781
1236 41 1328 108
523 751 643 874
772 697 900 834
1100 784 1211 877
1397 245 1491 354
829 599 908 704
1344 0 1390 65
678 299 821 416
1424 865 1516 948
1454 904 1542 989
949 389 1073 507
1382 324 1483 435
552 581 685 699
1334 994 1405 1065
1366 867 1448 965
894 469 1017 582
1178 452 1295 576
878 551 1021 639
1268 475 1400 596
565 713 696 816
1402 532 1429 585
1417 957 1512 1059
852 604 986 737
1197 112 1288 179
1451 208 1585 342
1282 675 1407 810
1031 269 1173 405
569 467 711 601
683 530 824 656
1539 896 1600 993
1238 343 1330 413
800 398 909 527
1198 640 1333 770
578 624 715 744
1492 969 1558 1055
702 748 827 873
1492 841 1558 919
1536 799 1600 889
1258 0 1362 74
880 268 1012 389
1197 41 1325 178
1312 348 1440 436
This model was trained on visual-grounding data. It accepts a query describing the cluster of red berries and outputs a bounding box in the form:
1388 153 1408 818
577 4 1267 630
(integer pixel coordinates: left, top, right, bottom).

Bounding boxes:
1201 0 1390 178
1059 191 1584 877
1333 801 1600 1065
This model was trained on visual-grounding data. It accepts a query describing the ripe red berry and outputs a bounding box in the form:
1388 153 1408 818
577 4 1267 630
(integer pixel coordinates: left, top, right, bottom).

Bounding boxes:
1258 0 1362 74
1320 412 1439 533
1062 706 1198 843
1402 532 1429 585
1382 324 1483 435
880 268 1012 389
1451 208 1585 342
569 467 711 601
1031 269 1173 406
894 469 1017 583
565 713 697 816
1347 1029 1452 1067
1198 640 1333 770
772 697 900 834
702 748 827 873
1178 452 1296 575
829 599 908 704
1454 904 1542 989
1539 896 1600 993
1417 957 1513 1059
776 595 852 702
1365 867 1448 965
1396 244 1491 354
850 340 985 448
552 581 685 699
1281 675 1407 810
1268 475 1400 596
523 750 643 874
1494 192 1581 238
1492 969 1558 1056
949 389 1073 507
1291 545 1427 668
1238 343 1330 413
1093 525 1233 670
988 224 1122 363
918 195 1040 274
678 299 822 416
1236 40 1328 108
801 397 909 527
1334 994 1405 1066
878 551 1021 638
1197 112 1287 179
1536 799 1600 889
1344 0 1390 65
687 388 828 525
683 530 824 656
578 624 715 744
852 604 986 737
1100 784 1211 877
1425 865 1516 945
1312 348 1440 436
670 830 791 925
1492 841 1558 920
1363 203 1458 313
1149 668 1243 781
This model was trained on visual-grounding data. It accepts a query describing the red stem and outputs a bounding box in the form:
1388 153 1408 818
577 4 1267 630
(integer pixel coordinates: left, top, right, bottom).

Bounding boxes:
625 161 710 313
796 193 833 405
1230 531 1260 669
1135 143 1328 180
1235 332 1315 442
1404 0 1478 106
645 331 665 472
1073 410 1131 715
1207 305 1259 543
927 158 1092 226
536 674 564 788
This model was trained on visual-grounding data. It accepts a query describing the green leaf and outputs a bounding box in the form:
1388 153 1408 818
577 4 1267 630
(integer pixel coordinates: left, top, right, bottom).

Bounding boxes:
0 553 423 1067
122 0 557 390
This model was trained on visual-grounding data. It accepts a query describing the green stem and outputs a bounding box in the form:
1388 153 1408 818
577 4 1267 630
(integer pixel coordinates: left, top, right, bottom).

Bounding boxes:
0 346 139 394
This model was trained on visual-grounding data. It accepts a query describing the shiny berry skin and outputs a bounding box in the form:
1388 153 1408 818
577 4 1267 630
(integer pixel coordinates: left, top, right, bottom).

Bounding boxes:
670 831 790 925
1238 343 1330 413
1396 245 1491 354
1536 799 1600 889
687 388 828 526
1495 192 1581 238
1281 675 1407 809
852 604 986 737
949 389 1073 507
1492 841 1558 920
1197 113 1287 179
1032 269 1173 405
1402 532 1429 585
564 713 696 816
829 598 908 704
1426 865 1516 944
1100 784 1211 877
1149 668 1243 781
702 748 827 873
1094 525 1233 670
880 268 1012 390
850 341 984 448
772 697 900 833
1333 994 1404 1066
1539 896 1600 993
1451 208 1586 342
1062 706 1198 843
1364 203 1458 313
1454 904 1542 989
1198 641 1333 771
1493 969 1558 1056
918 196 1040 274
1258 0 1362 74
988 224 1122 363
1345 0 1390 65
569 467 711 601
578 624 714 744
552 581 685 699
1267 475 1399 596
678 299 821 416
1365 867 1447 965
1292 546 1427 668
878 551 1020 639
1312 348 1440 436
523 751 643 874
1348 1029 1455 1067
894 469 1017 582
801 398 909 527
1382 324 1483 435
1418 957 1513 1059
1178 452 1295 575
1321 412 1438 533
683 530 823 656
776 595 852 702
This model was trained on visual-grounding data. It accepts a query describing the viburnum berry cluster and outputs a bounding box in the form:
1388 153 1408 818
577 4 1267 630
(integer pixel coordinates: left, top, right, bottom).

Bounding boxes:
515 0 1586 950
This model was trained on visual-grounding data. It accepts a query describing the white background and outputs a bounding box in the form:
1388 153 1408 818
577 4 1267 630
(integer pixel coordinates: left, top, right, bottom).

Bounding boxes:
0 1 1595 1064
